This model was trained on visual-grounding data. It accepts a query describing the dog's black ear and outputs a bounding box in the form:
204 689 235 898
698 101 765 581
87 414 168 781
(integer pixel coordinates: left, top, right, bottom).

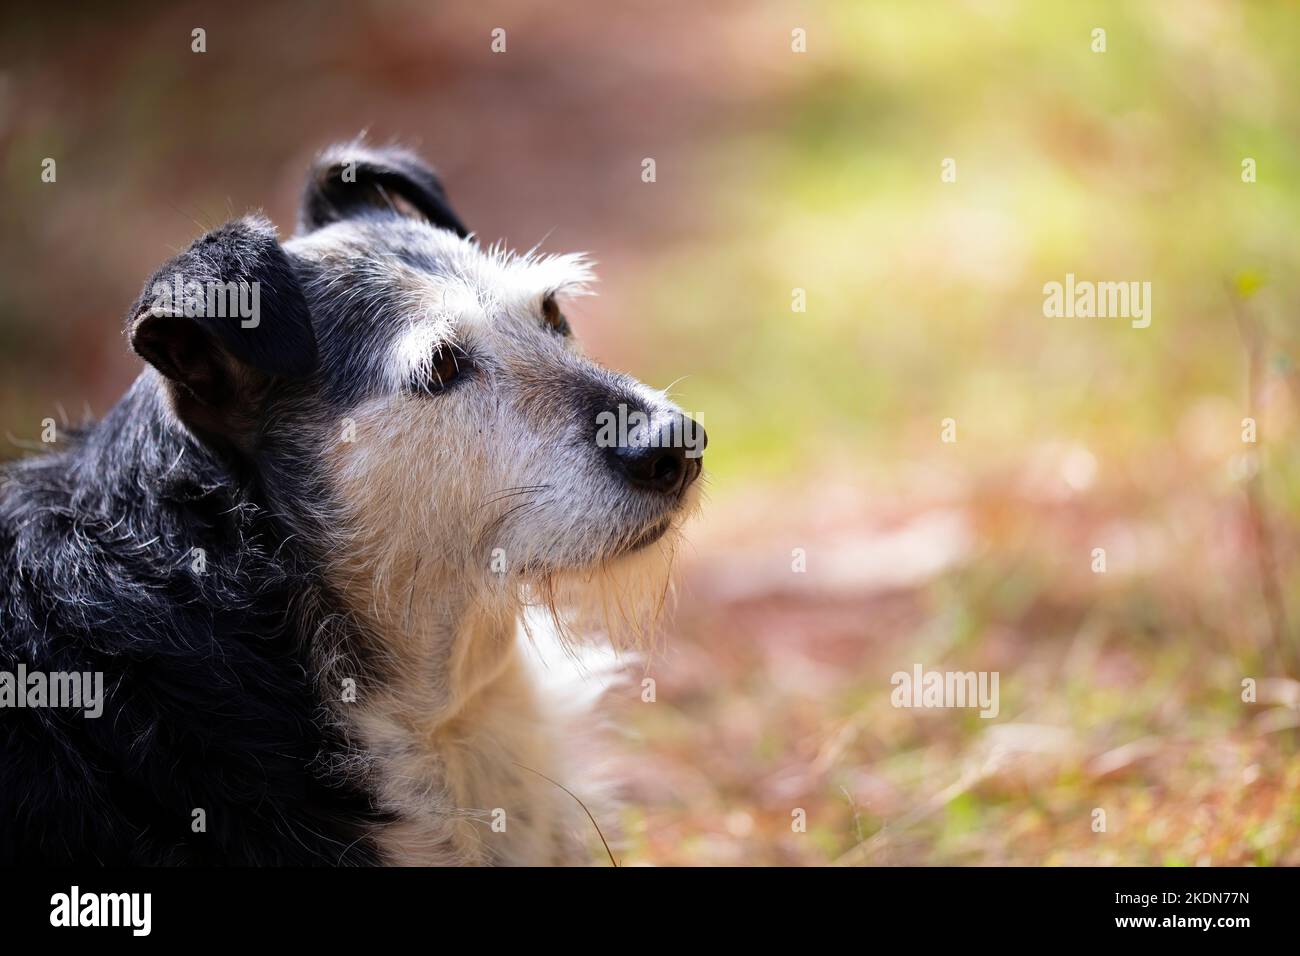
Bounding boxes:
128 216 317 433
298 142 469 237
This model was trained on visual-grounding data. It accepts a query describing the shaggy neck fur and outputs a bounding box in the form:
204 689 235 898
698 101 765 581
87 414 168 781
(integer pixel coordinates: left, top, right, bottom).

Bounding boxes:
329 538 596 866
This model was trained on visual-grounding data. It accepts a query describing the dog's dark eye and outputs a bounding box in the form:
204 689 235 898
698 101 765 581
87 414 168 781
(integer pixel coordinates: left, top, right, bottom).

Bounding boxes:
411 343 469 394
542 296 571 336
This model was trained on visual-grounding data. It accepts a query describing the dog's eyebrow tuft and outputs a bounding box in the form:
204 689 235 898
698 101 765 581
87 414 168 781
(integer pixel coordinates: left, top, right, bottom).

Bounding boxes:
533 253 596 300
477 243 597 308
387 314 460 385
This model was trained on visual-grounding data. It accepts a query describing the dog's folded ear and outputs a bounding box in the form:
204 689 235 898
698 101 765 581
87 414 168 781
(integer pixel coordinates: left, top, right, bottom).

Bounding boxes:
297 142 469 237
128 216 317 431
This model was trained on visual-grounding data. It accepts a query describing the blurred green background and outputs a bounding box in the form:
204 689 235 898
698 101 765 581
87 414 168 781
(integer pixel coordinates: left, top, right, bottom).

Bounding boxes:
3 1 1299 864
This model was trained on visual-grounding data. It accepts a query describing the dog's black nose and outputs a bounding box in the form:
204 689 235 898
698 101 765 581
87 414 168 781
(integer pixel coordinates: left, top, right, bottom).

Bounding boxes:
611 443 692 495
603 413 706 496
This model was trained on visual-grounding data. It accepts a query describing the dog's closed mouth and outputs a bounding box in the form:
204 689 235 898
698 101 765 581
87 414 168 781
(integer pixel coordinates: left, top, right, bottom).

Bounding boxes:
619 516 672 556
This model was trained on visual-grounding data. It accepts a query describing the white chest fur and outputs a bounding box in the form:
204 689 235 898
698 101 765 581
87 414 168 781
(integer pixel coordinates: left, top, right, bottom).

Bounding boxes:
347 606 618 866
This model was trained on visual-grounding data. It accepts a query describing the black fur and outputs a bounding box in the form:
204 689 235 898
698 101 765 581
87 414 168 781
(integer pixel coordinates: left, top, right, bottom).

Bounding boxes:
0 381 381 864
0 143 470 865
298 142 469 238
130 216 319 384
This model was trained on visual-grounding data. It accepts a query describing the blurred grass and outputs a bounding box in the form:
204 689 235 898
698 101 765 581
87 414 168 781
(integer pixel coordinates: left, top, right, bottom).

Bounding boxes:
642 1 1300 483
615 1 1300 866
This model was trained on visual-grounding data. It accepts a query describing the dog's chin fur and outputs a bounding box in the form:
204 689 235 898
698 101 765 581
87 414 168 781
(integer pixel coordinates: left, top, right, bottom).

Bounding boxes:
522 510 691 652
325 489 695 866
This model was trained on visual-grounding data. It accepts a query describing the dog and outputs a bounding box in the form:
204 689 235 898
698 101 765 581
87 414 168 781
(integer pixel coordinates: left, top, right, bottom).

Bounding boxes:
0 143 705 865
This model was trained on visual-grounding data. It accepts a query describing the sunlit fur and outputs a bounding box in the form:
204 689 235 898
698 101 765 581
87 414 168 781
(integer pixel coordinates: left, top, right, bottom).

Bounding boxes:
285 222 700 864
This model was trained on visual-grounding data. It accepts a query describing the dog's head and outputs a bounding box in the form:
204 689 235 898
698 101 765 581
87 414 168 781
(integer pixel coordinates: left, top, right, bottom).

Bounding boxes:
127 143 704 640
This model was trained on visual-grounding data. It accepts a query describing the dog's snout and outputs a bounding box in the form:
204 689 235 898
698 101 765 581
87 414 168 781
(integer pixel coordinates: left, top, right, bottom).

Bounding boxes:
602 411 706 496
